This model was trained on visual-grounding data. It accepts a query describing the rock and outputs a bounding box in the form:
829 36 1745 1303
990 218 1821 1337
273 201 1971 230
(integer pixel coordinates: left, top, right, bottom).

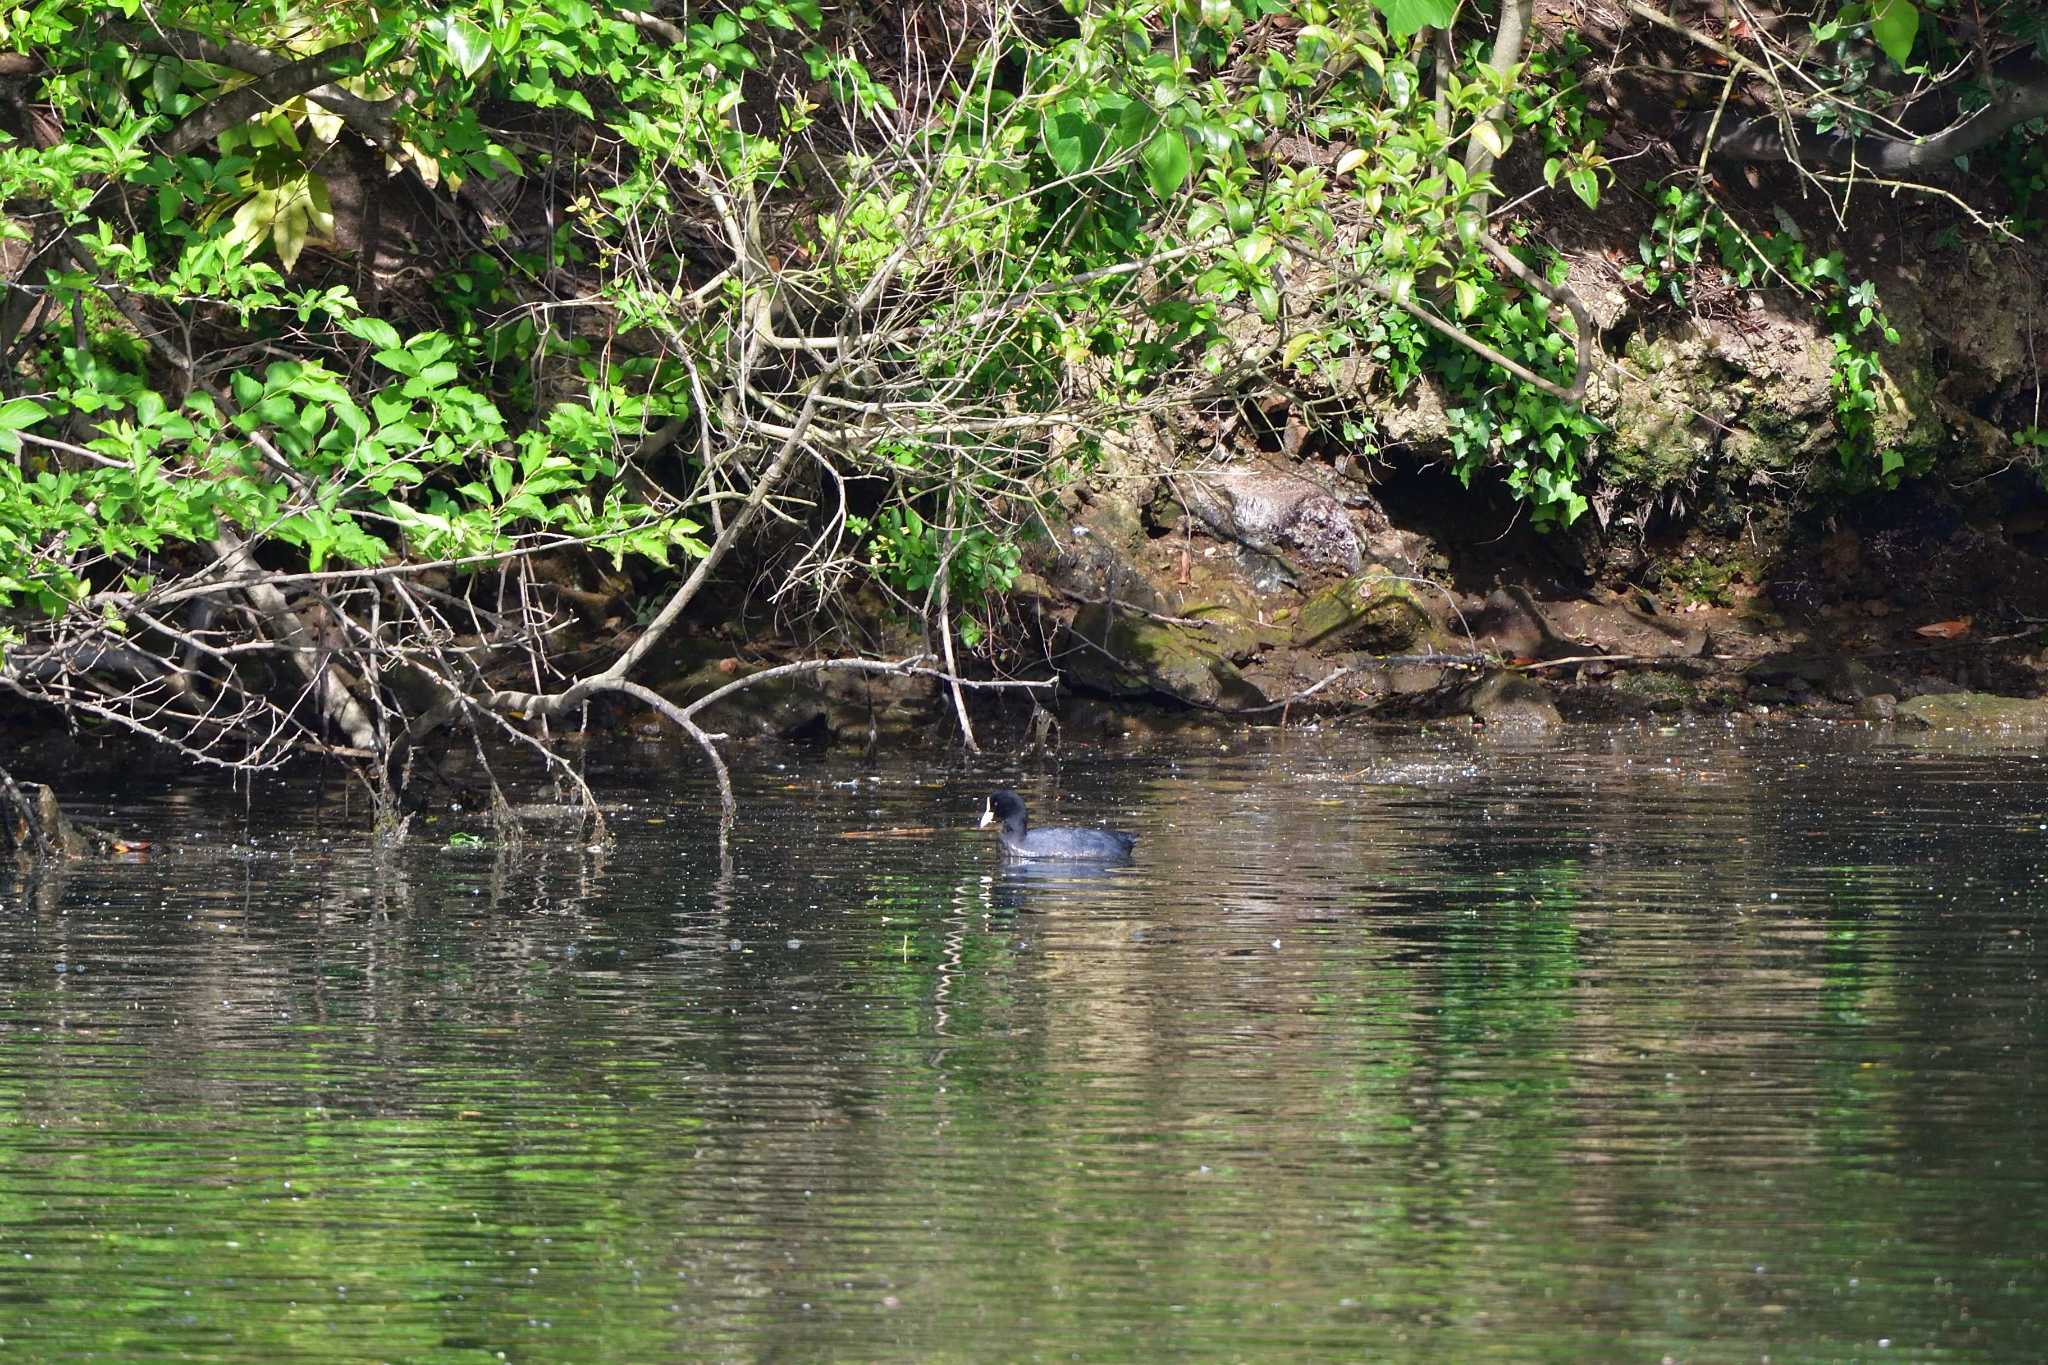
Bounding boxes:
2 779 80 859
1183 467 1362 573
1055 604 1268 710
1855 693 1898 721
1462 670 1564 732
1829 659 1896 703
1038 495 1168 613
1358 525 1436 577
1290 570 1431 653
1385 663 1447 695
1895 693 2048 735
1744 650 1895 702
1541 593 1714 660
1377 376 1452 446
1611 668 1698 712
1900 674 1966 698
1173 600 1280 662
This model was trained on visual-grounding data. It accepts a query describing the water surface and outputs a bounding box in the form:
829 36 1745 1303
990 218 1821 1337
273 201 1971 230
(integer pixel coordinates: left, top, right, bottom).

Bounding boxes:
0 725 2043 1360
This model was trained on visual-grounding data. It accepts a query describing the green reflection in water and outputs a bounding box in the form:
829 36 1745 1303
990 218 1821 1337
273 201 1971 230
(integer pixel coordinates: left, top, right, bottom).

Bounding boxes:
0 731 2040 1360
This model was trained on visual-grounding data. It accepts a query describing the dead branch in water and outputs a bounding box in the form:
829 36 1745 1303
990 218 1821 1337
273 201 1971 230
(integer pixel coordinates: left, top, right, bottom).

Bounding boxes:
605 657 1055 845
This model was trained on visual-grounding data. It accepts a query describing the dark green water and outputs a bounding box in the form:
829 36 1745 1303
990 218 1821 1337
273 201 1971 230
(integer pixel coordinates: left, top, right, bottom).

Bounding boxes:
0 725 2042 1361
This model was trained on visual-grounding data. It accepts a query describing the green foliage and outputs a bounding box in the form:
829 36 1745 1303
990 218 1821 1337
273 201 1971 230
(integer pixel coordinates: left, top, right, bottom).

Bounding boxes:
1623 182 1911 488
0 0 730 620
1623 185 1711 306
1869 0 1921 67
849 506 1022 606
1988 122 2048 235
1664 553 1748 606
0 0 1999 665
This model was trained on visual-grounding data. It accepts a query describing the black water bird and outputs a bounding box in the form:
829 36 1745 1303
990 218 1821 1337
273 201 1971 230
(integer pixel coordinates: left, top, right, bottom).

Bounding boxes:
978 789 1136 861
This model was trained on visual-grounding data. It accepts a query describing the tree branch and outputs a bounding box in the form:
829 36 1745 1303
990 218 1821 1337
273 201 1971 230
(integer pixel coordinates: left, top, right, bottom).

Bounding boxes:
1694 69 2048 172
1463 0 1534 218
162 40 369 157
109 24 398 142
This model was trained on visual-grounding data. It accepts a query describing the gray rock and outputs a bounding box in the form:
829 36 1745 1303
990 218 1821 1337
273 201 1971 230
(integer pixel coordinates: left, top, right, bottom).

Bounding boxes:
1183 468 1362 573
1385 663 1447 695
1471 586 1579 658
1040 497 1169 614
1462 671 1564 732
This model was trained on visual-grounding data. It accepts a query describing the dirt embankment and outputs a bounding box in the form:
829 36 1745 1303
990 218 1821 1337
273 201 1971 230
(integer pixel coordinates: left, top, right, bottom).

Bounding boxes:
665 217 2048 749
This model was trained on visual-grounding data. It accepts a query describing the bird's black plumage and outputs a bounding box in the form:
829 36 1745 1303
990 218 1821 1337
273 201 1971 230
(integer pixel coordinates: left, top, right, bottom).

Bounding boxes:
979 789 1136 861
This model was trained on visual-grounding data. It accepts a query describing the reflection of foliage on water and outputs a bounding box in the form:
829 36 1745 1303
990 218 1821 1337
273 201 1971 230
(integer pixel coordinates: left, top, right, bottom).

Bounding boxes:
846 866 1037 1048
0 1032 712 1358
0 736 2046 1358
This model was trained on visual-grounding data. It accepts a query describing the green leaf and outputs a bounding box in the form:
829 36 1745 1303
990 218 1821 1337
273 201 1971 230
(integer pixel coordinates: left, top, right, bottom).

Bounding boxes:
0 397 47 433
1109 97 1152 151
434 15 493 77
1140 127 1192 197
1871 0 1918 66
347 317 403 351
1370 0 1455 41
1187 201 1225 238
1042 105 1105 175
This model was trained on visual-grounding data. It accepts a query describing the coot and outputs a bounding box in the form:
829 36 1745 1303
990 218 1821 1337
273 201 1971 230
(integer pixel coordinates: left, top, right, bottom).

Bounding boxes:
979 789 1136 861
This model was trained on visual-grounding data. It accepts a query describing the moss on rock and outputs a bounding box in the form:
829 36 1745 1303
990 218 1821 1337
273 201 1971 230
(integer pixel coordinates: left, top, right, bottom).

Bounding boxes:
1290 569 1431 653
1057 604 1268 710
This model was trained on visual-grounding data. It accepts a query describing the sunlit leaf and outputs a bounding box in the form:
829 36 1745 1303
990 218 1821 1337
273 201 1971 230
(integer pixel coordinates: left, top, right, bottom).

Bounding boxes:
433 15 492 77
1369 0 1455 40
1042 106 1104 175
1871 0 1918 65
0 397 47 432
1140 127 1192 196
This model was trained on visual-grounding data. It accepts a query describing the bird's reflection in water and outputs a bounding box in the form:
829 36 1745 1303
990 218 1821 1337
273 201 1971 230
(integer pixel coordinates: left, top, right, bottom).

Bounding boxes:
989 857 1138 914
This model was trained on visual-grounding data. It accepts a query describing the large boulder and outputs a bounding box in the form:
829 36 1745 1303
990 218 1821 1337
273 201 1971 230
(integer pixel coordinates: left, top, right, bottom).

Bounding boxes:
1289 569 1431 653
1055 604 1267 710
1182 467 1362 573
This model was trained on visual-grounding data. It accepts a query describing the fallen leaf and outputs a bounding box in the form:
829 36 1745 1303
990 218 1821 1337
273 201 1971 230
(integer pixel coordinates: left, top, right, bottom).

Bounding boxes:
1915 618 1972 640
